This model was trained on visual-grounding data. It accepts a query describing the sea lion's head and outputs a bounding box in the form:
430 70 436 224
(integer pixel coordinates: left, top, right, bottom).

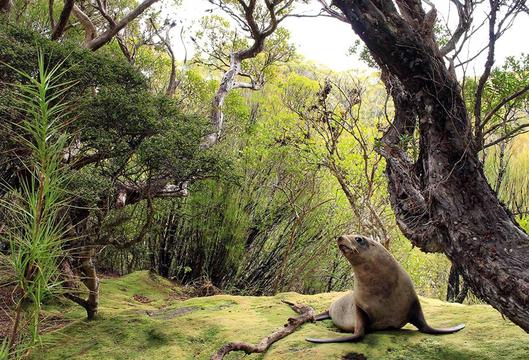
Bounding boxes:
337 234 382 266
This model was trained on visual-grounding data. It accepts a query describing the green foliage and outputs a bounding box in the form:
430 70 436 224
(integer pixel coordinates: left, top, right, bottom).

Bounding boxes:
1 22 224 207
102 65 451 299
518 215 529 232
193 14 295 84
0 23 145 91
0 49 71 356
348 39 377 68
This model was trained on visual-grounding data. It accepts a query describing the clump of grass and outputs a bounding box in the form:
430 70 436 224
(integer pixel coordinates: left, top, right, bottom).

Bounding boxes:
0 50 73 358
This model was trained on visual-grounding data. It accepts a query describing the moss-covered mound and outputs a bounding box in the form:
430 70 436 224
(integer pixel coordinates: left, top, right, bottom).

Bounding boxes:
36 271 528 359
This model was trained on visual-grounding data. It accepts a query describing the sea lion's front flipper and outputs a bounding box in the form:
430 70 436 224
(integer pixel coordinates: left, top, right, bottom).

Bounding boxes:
314 310 331 321
306 305 367 343
408 300 465 335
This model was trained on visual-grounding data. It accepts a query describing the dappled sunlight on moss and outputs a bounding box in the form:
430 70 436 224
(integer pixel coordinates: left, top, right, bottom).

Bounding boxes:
35 272 529 359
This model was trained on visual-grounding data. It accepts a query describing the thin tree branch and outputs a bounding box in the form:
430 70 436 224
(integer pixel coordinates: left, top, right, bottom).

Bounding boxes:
483 123 529 149
87 0 161 51
482 83 529 129
440 0 473 56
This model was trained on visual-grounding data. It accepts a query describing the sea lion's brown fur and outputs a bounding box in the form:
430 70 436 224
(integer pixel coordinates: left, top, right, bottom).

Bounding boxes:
306 234 465 343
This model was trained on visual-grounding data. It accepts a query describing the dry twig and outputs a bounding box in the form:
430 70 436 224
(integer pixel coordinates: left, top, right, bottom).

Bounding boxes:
210 300 315 360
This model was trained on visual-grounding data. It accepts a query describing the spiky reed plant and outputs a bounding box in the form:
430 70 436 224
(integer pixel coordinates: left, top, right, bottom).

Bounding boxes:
0 340 8 360
0 50 73 359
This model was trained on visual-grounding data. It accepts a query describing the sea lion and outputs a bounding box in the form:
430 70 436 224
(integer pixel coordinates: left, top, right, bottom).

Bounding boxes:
306 234 465 343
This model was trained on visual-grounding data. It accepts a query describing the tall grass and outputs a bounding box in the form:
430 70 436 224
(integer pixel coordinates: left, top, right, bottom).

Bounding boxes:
0 50 72 358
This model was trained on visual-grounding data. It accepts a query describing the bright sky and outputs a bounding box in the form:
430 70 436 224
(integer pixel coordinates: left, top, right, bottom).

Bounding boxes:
165 0 529 73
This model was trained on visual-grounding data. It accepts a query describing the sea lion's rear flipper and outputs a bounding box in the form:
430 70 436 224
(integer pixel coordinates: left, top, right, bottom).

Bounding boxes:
418 323 465 334
306 334 363 343
314 310 331 321
408 300 465 335
306 305 367 344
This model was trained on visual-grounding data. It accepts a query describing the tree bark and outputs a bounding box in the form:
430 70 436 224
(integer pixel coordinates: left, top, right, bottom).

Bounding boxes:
446 264 460 302
79 248 99 320
72 5 96 43
62 248 100 320
51 0 75 40
332 0 529 332
204 0 290 148
203 54 242 148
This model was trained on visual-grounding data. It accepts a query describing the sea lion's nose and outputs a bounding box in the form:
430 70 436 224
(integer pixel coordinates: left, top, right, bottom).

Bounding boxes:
337 235 346 244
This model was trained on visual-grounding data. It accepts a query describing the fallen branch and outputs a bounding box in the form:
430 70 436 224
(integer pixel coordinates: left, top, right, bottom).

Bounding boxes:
210 300 315 360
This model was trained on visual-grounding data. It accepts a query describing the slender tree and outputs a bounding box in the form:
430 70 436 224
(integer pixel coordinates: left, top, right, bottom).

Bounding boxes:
202 0 296 148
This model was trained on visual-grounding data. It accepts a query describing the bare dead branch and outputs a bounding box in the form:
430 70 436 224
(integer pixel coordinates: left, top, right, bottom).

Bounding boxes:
440 0 473 56
482 83 529 129
317 0 348 22
483 123 529 149
474 0 526 149
149 18 179 96
210 301 315 360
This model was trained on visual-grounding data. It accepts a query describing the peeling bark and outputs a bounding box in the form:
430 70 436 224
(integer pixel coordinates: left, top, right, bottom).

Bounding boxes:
204 54 242 148
204 0 293 148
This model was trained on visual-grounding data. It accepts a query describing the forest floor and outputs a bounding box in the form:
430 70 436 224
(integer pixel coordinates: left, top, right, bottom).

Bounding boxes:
30 271 529 360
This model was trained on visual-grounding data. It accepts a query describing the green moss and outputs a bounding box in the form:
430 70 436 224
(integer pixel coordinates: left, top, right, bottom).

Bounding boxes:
34 272 529 360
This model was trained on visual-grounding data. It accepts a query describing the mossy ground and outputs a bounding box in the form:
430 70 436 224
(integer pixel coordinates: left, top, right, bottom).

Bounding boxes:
35 271 528 360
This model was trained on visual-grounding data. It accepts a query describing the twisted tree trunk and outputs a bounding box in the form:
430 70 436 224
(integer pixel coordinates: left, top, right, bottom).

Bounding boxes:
332 0 529 332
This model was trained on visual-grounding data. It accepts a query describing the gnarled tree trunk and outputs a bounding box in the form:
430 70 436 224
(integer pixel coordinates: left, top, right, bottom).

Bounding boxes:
331 0 529 332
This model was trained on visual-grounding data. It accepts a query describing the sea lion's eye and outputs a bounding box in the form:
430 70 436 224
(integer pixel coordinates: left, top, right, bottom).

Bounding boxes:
355 236 364 244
